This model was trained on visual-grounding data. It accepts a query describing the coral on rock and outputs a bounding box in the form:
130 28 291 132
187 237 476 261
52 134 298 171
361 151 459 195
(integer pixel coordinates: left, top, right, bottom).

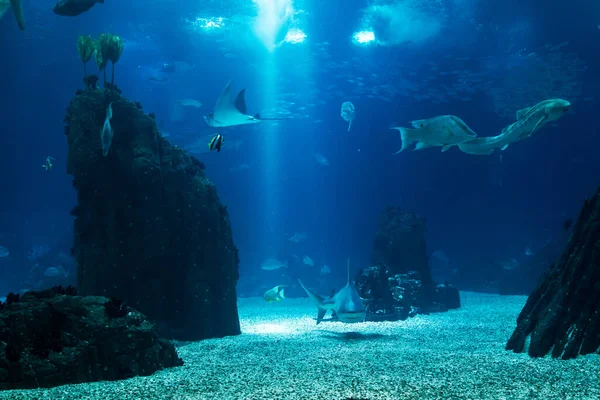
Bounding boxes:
0 289 183 389
64 89 240 340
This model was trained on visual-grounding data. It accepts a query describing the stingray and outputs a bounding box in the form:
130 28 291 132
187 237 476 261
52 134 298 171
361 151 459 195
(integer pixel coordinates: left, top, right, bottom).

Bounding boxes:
203 80 286 128
0 0 25 30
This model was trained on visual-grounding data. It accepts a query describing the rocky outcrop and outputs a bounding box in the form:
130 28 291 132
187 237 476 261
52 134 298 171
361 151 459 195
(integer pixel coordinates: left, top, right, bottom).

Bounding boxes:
506 187 600 359
358 208 460 321
64 88 240 340
371 207 433 284
0 289 183 390
356 264 460 321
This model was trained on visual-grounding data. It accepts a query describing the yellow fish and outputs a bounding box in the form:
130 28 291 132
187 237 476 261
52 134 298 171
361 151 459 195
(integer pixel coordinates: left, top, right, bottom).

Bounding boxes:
263 285 286 303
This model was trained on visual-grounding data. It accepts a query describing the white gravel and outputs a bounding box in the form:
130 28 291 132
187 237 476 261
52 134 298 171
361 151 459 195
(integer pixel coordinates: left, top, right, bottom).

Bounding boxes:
3 292 599 399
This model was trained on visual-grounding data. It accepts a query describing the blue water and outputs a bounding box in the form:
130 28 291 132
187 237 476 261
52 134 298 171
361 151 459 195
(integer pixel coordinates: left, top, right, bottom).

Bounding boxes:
0 0 598 296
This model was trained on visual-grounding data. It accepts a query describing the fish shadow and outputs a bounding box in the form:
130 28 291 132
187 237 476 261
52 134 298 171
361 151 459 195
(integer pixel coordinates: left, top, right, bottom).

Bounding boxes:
318 331 387 341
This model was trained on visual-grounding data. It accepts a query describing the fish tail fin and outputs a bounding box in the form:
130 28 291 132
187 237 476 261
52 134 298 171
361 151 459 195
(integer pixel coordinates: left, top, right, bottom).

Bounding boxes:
391 127 418 154
9 0 25 30
279 288 285 299
316 308 326 325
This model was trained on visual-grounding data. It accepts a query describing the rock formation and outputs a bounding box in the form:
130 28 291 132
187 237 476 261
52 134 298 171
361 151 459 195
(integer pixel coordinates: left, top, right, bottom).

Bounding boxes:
64 89 240 340
371 207 433 283
357 207 460 321
506 187 600 359
0 288 183 389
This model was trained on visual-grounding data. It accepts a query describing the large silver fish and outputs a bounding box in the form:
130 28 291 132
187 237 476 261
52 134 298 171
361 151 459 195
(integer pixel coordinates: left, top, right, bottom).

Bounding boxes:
391 115 478 154
457 99 570 155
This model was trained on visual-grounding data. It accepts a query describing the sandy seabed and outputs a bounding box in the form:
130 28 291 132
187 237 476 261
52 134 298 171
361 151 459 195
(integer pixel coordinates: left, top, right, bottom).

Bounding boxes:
3 292 599 400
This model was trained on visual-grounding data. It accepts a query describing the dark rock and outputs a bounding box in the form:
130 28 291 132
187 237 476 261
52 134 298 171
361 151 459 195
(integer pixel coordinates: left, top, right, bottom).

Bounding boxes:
104 297 129 318
83 74 99 90
51 285 77 296
358 208 460 321
506 187 600 359
356 264 460 321
0 290 183 390
371 207 433 284
432 283 461 311
65 89 240 340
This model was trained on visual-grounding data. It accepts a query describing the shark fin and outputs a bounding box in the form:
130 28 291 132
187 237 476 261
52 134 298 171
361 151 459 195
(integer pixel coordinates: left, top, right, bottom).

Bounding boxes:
391 127 418 154
441 145 452 152
279 288 285 299
501 144 509 151
347 257 350 284
516 107 532 120
9 0 25 30
234 89 248 114
316 308 327 325
414 141 428 150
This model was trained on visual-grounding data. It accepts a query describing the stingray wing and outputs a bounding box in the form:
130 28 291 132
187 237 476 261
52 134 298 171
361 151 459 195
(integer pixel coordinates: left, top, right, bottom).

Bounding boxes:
9 0 25 30
213 80 236 118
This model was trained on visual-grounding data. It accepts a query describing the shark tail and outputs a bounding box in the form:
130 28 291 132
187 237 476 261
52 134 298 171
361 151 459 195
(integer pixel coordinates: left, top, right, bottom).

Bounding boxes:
10 0 25 30
298 279 327 324
391 127 419 154
279 288 285 300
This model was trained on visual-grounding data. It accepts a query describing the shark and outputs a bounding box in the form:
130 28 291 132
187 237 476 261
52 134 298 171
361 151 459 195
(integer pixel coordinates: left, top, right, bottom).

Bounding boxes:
0 0 25 30
204 80 288 128
299 258 366 325
455 98 571 155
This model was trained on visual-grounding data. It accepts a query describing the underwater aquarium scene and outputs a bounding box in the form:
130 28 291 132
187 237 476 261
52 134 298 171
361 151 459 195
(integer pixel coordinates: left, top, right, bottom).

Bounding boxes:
1 0 600 398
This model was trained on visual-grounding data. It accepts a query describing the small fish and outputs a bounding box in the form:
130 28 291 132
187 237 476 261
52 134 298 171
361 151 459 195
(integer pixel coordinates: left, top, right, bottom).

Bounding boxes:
261 258 288 271
42 156 55 171
391 115 478 153
288 232 307 243
177 99 202 108
0 245 9 257
303 255 314 267
208 134 225 152
320 264 331 275
53 0 104 17
263 285 286 302
101 102 114 156
313 153 329 166
525 247 533 256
